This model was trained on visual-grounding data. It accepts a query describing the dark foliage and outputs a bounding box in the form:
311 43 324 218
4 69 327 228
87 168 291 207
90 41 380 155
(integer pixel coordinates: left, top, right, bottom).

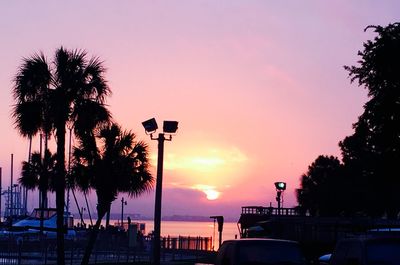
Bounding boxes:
71 123 153 264
298 23 400 218
297 155 346 216
12 47 111 264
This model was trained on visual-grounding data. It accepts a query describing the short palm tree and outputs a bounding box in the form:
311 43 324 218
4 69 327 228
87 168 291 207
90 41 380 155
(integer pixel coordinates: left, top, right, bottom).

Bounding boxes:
19 149 57 232
20 150 57 205
71 123 154 265
12 47 111 265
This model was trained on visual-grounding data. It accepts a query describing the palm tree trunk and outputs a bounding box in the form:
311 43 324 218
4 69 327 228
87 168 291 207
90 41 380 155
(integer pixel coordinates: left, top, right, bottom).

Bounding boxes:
39 134 43 209
40 134 48 235
43 135 49 208
81 209 107 265
40 190 46 234
24 136 32 214
84 192 93 226
55 124 66 265
106 209 111 228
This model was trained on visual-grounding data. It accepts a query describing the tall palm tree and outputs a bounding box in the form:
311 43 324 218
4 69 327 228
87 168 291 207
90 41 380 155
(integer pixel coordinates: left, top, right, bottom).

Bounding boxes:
71 123 153 265
12 47 111 265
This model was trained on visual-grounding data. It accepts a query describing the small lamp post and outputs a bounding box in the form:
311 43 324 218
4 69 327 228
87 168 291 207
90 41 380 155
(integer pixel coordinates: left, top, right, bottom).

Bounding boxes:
274 182 286 215
121 197 127 229
142 118 178 265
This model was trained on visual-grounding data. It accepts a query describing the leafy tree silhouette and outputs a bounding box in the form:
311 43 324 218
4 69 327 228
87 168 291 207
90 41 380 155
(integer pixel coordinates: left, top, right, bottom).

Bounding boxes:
298 23 400 218
19 149 57 232
71 123 153 265
342 23 400 218
12 47 111 264
297 155 345 216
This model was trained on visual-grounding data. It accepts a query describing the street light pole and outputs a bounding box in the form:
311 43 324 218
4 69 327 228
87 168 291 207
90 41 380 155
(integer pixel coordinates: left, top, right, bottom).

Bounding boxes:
276 190 282 215
142 118 178 265
153 133 165 265
274 182 286 215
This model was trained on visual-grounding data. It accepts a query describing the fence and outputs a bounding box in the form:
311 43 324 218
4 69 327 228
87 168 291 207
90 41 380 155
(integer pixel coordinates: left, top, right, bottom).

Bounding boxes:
0 232 214 264
241 206 300 216
0 233 134 265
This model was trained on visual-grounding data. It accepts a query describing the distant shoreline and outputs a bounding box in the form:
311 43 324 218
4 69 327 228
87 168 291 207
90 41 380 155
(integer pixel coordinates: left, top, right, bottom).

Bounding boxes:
162 215 237 222
77 213 237 222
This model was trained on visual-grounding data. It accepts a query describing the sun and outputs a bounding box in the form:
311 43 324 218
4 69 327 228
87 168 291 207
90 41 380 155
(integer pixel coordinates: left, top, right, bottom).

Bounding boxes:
193 185 221 200
204 189 220 200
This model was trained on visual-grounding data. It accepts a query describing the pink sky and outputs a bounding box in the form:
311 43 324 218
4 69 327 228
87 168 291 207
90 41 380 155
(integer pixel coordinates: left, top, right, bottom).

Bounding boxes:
0 1 399 220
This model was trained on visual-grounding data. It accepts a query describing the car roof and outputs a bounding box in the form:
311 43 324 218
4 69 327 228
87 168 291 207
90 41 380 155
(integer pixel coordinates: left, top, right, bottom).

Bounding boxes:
339 234 400 243
369 228 400 232
222 238 299 244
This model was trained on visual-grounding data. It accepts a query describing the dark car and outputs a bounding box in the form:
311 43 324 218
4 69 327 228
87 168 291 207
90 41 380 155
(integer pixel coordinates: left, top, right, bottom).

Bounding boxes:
215 238 307 265
329 234 400 265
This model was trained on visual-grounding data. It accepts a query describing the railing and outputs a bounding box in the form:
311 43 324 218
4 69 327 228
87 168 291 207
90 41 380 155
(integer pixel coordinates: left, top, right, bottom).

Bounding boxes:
241 206 300 216
0 233 214 264
161 236 213 251
0 236 136 264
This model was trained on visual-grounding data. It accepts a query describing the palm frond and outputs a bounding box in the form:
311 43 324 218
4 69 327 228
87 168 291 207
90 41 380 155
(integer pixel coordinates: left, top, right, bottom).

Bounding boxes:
83 56 111 101
12 52 50 138
69 163 92 192
19 161 39 189
72 100 112 140
72 122 154 206
13 53 50 102
12 101 44 137
18 150 57 192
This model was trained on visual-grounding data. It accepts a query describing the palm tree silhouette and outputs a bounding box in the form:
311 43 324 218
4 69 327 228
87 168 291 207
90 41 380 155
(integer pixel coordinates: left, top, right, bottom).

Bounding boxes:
71 123 153 265
19 150 57 232
12 47 111 265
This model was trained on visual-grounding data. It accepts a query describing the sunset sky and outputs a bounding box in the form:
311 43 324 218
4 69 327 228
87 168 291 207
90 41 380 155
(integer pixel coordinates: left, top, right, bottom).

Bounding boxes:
0 1 399 220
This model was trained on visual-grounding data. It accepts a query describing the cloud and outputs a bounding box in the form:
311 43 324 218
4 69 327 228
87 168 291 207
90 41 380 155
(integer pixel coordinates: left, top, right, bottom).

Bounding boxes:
153 146 248 172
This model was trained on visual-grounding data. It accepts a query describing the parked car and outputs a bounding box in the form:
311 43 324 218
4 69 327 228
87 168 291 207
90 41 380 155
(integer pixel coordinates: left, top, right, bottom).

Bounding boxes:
215 238 307 265
329 234 400 265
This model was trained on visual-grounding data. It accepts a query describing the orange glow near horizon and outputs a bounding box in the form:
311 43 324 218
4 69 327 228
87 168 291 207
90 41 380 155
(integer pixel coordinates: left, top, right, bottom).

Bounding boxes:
145 141 260 202
1 1 398 218
161 146 247 170
149 144 249 190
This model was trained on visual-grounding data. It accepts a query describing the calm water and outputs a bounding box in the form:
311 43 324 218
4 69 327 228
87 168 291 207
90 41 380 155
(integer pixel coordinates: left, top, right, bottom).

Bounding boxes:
84 219 239 241
140 220 239 240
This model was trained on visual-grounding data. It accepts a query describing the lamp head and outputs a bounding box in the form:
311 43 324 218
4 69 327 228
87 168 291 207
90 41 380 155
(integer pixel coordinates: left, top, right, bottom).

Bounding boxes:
142 118 158 134
163 120 179 134
275 182 286 191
